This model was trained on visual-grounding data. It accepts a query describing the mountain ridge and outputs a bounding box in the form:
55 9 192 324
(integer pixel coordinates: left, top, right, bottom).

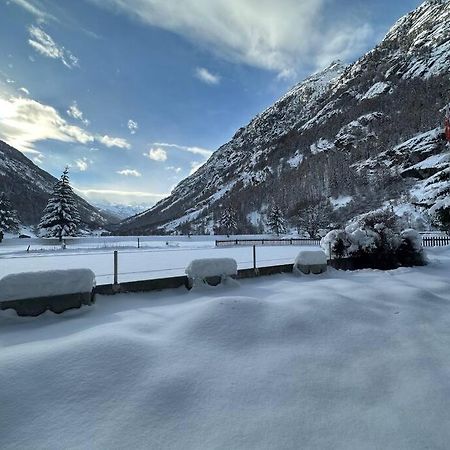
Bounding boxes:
121 0 450 234
0 140 118 229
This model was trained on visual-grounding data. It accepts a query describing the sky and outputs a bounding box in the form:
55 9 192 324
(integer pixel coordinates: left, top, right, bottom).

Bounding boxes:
0 0 423 207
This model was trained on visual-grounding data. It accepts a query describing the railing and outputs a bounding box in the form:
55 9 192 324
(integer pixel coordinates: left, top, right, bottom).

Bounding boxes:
422 236 450 247
216 238 321 247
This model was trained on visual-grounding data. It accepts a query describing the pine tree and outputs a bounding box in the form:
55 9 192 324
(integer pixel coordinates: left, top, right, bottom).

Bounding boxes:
267 204 286 236
39 167 80 241
297 200 333 238
0 192 20 233
220 206 237 237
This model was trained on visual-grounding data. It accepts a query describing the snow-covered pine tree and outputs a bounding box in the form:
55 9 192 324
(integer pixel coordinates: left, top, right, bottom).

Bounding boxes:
0 192 20 234
267 204 286 236
220 206 237 237
39 167 81 241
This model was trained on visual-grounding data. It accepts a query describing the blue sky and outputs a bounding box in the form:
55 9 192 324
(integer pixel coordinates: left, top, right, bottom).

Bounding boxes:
0 0 422 206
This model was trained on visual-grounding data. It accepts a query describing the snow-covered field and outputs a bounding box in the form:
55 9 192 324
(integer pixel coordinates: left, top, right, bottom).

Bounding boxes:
0 236 318 284
1 247 450 449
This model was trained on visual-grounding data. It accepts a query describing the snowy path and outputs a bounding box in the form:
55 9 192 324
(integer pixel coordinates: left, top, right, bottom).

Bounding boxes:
0 245 315 284
1 247 450 449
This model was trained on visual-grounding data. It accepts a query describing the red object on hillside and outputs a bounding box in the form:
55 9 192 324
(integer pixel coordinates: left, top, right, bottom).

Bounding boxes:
445 106 450 142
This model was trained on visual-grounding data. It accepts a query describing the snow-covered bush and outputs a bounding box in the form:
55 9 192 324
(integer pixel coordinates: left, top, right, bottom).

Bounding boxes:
321 210 426 269
321 229 351 259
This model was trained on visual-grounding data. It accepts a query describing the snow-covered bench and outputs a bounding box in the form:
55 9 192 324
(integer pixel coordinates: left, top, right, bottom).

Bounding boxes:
185 258 238 288
0 269 96 316
294 250 328 275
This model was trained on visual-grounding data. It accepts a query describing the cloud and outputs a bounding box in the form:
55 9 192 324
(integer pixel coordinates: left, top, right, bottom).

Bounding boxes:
74 158 89 171
0 96 92 152
117 169 142 177
18 87 30 95
127 119 138 134
195 67 220 85
98 134 131 149
75 187 167 204
166 166 182 174
144 147 167 162
67 101 90 126
28 25 79 68
33 154 44 164
89 0 374 76
9 0 57 23
189 160 206 175
0 95 131 152
152 142 212 158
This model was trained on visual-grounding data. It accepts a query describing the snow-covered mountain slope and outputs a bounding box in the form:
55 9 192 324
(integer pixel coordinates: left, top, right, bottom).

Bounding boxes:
121 0 450 234
0 140 117 228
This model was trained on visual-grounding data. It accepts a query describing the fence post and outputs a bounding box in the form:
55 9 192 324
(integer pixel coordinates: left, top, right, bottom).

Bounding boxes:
137 237 140 249
114 251 118 285
329 242 332 261
253 245 257 274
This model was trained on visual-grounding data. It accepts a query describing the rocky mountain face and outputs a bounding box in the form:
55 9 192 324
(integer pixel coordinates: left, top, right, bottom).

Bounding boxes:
0 140 118 229
121 0 450 235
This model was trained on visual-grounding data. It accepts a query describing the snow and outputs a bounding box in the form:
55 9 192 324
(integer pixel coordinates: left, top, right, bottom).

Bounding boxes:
310 138 334 155
185 258 237 279
294 250 327 266
287 151 304 168
2 247 450 449
0 236 320 284
361 81 391 100
330 195 353 209
247 211 263 227
408 152 450 171
0 269 95 301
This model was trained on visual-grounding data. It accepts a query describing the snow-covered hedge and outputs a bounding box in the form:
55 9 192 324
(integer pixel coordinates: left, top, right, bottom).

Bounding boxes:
186 258 238 280
321 210 426 269
0 269 96 302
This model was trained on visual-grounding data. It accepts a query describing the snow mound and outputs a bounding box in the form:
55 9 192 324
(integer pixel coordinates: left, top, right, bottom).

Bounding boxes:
295 250 327 266
185 258 237 279
0 269 96 301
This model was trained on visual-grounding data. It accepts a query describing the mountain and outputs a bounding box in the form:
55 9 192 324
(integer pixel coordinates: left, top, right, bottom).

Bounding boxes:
94 202 150 221
0 140 118 229
120 0 450 235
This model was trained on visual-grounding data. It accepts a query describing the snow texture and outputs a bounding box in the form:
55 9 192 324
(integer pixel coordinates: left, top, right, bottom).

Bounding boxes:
2 247 450 449
361 82 391 100
330 195 353 209
0 269 95 301
185 258 238 279
294 250 327 266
